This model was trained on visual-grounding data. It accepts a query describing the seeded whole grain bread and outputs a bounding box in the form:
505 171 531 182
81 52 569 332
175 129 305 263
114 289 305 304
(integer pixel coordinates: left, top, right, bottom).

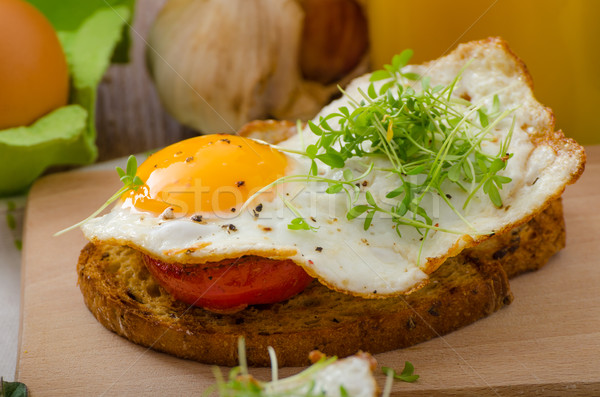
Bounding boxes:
77 198 564 367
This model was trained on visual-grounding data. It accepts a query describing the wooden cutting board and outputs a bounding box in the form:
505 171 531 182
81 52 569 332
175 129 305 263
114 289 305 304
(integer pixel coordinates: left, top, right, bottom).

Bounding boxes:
16 147 600 396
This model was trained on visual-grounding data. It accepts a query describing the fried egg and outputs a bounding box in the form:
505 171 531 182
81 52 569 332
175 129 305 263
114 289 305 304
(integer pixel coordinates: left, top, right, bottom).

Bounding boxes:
82 39 585 298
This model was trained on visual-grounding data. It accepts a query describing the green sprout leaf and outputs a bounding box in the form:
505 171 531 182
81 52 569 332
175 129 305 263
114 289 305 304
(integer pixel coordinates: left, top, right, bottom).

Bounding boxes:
386 184 405 199
308 121 323 136
393 49 413 70
1 378 28 397
288 217 315 231
309 161 318 176
347 205 369 220
342 169 354 181
478 108 490 127
489 157 506 174
54 155 143 236
126 152 136 176
340 385 350 397
382 361 420 383
491 94 501 114
364 211 375 230
365 191 377 207
484 179 502 207
402 72 421 81
448 162 462 182
326 183 344 194
367 82 377 99
370 69 392 82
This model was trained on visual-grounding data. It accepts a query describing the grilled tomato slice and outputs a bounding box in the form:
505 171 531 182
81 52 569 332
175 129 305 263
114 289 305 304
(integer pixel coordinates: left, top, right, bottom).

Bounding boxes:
143 255 314 313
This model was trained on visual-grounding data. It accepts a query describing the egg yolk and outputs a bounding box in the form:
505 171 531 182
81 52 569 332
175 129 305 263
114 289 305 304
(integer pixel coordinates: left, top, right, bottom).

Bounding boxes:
0 0 69 130
123 134 288 216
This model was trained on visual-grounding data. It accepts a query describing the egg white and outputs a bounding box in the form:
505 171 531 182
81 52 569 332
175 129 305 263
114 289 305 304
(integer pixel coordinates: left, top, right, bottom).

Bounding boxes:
82 40 585 298
82 150 433 295
264 354 377 397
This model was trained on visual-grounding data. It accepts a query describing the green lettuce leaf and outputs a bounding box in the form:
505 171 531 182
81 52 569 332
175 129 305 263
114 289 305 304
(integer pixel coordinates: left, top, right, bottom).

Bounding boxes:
0 106 88 195
0 1 134 196
27 0 135 63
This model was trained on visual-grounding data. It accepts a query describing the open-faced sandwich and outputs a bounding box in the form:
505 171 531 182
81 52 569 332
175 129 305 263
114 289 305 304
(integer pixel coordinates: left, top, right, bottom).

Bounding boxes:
75 38 585 366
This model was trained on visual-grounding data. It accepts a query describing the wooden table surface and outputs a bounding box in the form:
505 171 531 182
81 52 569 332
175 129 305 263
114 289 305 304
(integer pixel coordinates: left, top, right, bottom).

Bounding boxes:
16 147 600 396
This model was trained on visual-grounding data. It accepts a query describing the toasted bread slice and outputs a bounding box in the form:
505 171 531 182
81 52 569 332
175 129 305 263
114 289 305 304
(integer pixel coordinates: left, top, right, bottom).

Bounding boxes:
77 199 563 367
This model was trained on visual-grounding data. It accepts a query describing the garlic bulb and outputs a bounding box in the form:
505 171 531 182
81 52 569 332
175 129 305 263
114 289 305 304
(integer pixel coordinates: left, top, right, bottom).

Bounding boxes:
147 0 369 134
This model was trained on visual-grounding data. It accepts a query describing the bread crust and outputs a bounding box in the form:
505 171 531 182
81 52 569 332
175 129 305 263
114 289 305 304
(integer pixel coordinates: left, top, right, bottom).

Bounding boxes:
77 199 564 367
468 198 565 278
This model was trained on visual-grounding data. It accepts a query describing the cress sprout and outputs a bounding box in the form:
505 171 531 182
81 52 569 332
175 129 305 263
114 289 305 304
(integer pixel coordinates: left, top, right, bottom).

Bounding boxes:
54 155 143 236
258 50 516 262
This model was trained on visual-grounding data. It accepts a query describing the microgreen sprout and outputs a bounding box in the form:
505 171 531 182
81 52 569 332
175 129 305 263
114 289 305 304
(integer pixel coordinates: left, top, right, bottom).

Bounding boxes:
54 155 144 236
264 49 516 256
287 217 315 231
382 361 420 383
281 194 319 232
209 337 339 397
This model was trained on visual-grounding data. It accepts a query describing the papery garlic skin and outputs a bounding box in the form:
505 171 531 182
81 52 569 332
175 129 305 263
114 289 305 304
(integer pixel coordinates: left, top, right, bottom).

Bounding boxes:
147 0 369 134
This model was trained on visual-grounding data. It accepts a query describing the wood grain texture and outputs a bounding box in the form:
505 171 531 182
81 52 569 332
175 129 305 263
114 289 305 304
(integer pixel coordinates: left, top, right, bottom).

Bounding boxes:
15 147 600 395
95 0 198 162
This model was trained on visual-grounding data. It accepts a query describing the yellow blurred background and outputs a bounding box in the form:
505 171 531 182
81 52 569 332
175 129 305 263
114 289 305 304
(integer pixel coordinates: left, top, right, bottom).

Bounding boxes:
366 0 600 145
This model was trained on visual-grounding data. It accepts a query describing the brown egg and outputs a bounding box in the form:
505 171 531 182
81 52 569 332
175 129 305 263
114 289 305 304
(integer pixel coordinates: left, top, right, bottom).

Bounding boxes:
0 0 69 130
